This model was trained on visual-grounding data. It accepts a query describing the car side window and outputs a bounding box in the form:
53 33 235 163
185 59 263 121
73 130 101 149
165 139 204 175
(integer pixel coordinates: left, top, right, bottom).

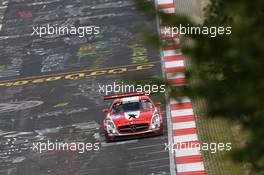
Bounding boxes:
141 100 153 109
111 103 122 113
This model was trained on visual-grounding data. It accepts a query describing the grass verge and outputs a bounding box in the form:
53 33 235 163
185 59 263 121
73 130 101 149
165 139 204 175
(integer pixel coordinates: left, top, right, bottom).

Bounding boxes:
194 98 246 175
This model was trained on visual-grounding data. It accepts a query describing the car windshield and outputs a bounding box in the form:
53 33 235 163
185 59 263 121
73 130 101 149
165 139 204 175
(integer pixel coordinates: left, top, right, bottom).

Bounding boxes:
111 100 152 113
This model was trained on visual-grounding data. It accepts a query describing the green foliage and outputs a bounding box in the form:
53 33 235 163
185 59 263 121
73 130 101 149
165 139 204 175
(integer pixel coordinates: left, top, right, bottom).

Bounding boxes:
132 0 264 174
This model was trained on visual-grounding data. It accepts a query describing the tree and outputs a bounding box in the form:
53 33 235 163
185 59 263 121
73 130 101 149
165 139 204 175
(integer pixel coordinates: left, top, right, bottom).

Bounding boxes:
132 0 264 174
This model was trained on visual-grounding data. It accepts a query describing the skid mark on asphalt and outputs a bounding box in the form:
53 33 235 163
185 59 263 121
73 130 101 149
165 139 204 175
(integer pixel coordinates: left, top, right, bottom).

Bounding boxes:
0 100 43 113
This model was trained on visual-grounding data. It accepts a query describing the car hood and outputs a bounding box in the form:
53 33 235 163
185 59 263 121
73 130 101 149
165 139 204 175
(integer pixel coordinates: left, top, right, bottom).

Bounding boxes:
110 109 154 126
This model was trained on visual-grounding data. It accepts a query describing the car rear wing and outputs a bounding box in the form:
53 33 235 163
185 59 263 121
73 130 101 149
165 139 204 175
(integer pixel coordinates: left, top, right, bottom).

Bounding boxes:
103 92 147 100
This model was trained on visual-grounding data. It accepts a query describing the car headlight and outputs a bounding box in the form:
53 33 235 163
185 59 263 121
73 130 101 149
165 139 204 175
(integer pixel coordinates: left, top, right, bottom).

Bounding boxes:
150 112 160 129
106 119 118 134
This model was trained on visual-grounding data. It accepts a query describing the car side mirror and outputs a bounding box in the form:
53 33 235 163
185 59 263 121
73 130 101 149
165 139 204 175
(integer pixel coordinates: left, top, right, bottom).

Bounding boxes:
103 109 110 113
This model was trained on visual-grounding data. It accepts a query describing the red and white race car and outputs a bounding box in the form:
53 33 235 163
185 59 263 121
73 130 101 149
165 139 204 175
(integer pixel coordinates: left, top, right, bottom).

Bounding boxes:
103 92 163 141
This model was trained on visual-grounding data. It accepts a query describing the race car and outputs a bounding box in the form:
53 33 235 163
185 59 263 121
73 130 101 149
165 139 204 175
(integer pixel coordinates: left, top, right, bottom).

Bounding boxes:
103 92 163 141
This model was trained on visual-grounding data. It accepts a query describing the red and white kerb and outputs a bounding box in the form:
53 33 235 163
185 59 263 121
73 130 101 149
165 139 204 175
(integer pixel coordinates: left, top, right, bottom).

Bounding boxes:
157 0 176 15
156 0 206 174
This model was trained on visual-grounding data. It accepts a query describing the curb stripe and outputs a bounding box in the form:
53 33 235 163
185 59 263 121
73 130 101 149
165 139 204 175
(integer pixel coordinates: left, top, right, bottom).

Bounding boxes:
169 77 186 85
174 134 198 143
160 25 180 39
174 148 201 157
173 121 196 130
163 45 181 50
173 141 201 149
170 102 193 110
170 97 191 104
165 67 185 73
176 155 203 164
177 162 205 172
163 49 182 57
164 55 184 62
173 128 197 136
172 115 195 123
155 0 206 173
177 170 206 175
161 33 180 39
165 60 184 68
171 108 194 117
158 7 176 15
157 0 174 4
158 3 175 9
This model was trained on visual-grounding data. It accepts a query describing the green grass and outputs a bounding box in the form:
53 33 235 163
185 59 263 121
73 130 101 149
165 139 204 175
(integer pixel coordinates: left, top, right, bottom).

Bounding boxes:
194 98 246 175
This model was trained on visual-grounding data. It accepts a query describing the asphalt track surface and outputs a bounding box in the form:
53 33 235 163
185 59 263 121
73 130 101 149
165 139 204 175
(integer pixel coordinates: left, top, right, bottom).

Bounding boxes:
0 0 171 175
